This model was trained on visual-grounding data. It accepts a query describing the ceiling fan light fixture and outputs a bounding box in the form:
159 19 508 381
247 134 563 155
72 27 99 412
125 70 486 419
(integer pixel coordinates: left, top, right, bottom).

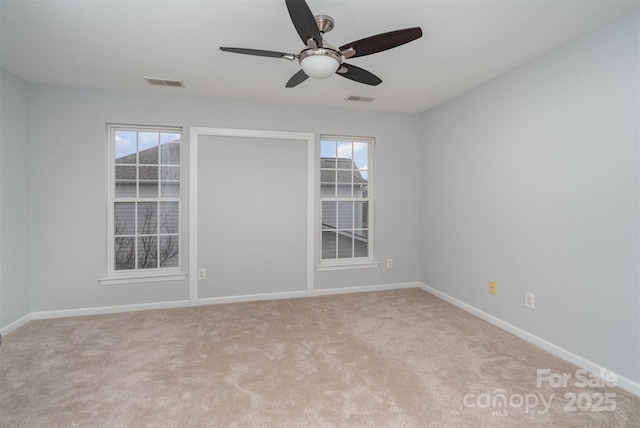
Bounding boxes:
299 48 341 79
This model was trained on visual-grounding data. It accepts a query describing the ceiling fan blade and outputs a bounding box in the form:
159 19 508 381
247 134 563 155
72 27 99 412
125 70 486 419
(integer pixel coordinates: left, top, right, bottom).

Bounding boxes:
336 63 382 86
339 27 422 59
286 69 309 88
285 0 323 48
220 47 296 61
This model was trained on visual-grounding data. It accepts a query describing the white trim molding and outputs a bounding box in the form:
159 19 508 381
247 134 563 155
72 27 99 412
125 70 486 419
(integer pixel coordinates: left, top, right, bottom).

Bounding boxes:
316 261 381 272
30 299 190 320
0 312 32 336
418 282 640 398
311 281 419 296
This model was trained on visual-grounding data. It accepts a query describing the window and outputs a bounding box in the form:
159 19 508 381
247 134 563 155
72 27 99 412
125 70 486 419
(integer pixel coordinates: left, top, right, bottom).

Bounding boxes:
320 136 374 267
104 125 183 282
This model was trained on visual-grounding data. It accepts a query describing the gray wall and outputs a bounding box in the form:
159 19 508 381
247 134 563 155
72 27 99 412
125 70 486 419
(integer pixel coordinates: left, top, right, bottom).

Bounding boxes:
420 13 639 383
0 69 31 328
24 85 420 313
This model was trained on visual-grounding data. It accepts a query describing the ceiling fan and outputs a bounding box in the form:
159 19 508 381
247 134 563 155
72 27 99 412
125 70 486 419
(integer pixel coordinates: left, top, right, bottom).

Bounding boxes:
220 0 423 88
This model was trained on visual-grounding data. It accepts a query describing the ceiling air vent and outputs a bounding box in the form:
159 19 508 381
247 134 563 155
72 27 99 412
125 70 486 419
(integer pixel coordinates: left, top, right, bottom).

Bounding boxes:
144 77 185 88
345 95 375 103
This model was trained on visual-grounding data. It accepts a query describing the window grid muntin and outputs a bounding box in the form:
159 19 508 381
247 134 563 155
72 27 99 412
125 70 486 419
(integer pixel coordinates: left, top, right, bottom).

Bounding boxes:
109 125 182 275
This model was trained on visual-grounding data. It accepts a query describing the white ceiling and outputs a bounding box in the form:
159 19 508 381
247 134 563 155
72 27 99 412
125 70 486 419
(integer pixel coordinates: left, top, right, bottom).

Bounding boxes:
1 0 637 113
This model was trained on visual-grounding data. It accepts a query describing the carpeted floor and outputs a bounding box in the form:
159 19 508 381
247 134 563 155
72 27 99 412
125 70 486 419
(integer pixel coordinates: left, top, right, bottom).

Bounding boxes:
1 288 638 427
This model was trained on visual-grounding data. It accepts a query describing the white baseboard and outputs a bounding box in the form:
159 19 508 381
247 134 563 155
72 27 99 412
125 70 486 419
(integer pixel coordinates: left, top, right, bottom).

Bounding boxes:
30 299 190 321
0 312 32 336
418 283 640 398
194 282 419 306
311 281 420 297
195 290 309 306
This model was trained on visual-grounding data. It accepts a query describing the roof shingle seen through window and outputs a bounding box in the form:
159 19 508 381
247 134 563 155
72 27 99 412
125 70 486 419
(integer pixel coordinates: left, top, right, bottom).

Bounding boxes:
116 141 180 180
321 157 367 184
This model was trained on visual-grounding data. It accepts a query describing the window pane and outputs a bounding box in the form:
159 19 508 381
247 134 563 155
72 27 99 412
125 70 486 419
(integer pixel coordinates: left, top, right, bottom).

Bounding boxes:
138 183 158 198
161 183 180 198
354 165 368 197
322 201 336 229
160 138 180 165
354 229 368 239
321 230 337 259
115 165 136 180
114 237 135 270
351 183 367 198
138 236 158 269
336 158 354 170
353 142 368 170
159 236 179 268
114 203 135 235
321 186 335 198
337 170 353 197
320 169 336 197
354 233 368 258
159 202 179 234
115 165 137 197
355 201 369 229
115 131 137 162
337 141 352 159
160 132 180 144
337 232 353 259
321 140 336 158
115 182 136 198
160 166 180 181
139 165 158 180
320 184 335 197
337 201 354 229
320 157 333 169
138 202 158 234
138 132 159 157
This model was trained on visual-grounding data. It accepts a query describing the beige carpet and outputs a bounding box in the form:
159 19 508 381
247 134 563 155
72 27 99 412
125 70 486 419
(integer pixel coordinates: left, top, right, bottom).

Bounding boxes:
1 288 638 427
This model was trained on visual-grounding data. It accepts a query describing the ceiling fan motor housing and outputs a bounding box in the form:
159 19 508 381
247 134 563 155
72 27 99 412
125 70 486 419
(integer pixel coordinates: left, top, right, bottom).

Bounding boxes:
299 47 342 79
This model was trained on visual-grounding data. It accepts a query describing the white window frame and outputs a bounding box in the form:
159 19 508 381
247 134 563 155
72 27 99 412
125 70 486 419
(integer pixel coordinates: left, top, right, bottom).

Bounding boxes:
317 135 379 271
100 124 186 285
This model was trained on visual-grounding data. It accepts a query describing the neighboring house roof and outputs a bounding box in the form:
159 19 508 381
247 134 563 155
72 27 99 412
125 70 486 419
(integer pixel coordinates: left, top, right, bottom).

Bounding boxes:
116 141 180 180
321 157 367 184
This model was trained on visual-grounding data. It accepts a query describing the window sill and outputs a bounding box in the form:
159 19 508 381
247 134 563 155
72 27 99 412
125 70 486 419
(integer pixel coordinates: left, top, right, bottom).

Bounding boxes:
316 261 380 272
99 272 187 286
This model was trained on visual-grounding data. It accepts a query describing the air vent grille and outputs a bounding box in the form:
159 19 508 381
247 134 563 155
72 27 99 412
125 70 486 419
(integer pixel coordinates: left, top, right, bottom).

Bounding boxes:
345 95 375 103
144 77 185 88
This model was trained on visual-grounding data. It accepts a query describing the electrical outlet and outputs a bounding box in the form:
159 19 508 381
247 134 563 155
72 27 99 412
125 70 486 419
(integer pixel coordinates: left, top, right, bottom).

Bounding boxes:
198 269 206 280
525 292 535 309
387 259 393 269
488 280 496 295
